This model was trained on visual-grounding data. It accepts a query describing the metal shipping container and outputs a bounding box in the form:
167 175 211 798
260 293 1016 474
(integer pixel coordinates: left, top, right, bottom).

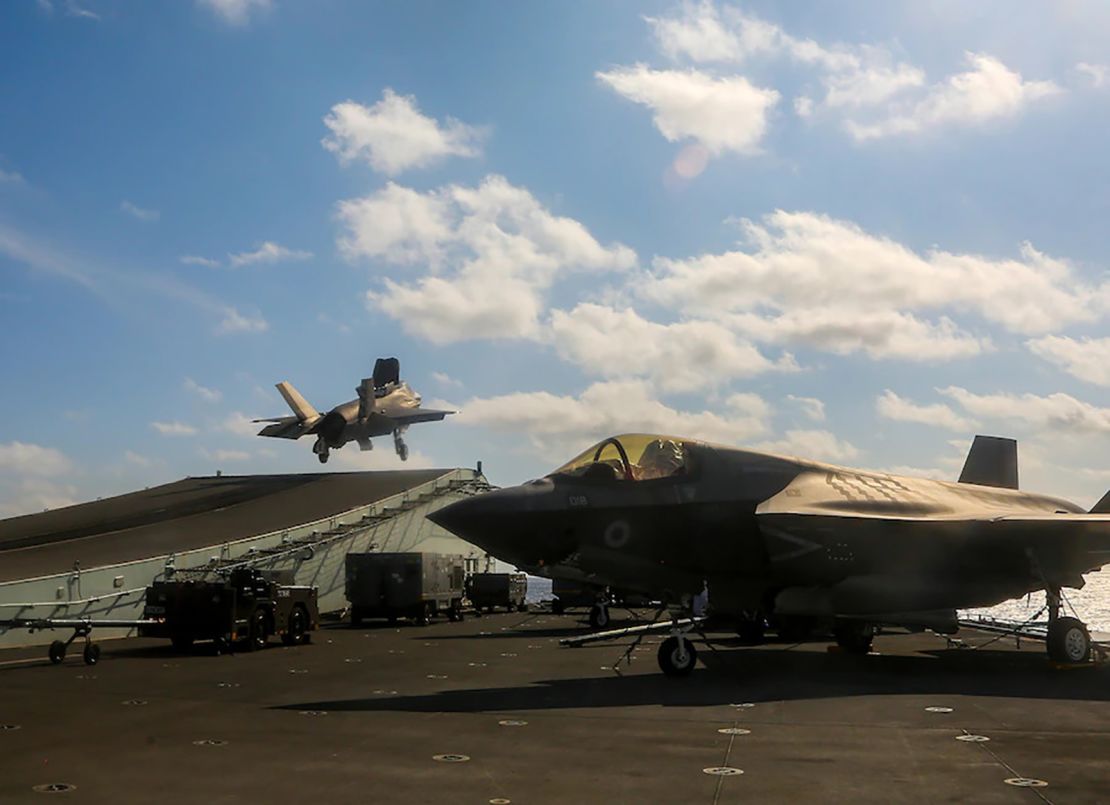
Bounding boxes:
468 572 528 614
346 552 465 625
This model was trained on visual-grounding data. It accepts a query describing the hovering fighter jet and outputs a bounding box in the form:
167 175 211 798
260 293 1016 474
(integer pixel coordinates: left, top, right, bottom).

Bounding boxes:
429 433 1110 676
254 358 453 463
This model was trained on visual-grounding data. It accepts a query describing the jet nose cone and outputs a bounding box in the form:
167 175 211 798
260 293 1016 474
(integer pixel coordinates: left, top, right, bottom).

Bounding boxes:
426 496 481 539
426 483 557 564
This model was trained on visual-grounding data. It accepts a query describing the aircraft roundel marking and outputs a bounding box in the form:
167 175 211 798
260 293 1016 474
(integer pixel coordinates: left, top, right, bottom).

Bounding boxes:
604 519 631 549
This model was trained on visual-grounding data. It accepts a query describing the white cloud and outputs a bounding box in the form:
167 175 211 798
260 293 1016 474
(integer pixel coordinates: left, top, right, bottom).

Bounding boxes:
455 379 770 459
329 446 435 471
339 175 635 343
223 411 261 438
938 386 1110 435
845 53 1061 141
786 395 825 422
1027 335 1110 387
216 307 268 335
151 421 197 436
65 1 99 20
0 441 73 476
549 303 789 390
228 241 312 267
180 254 220 267
596 65 779 156
0 168 24 184
322 89 484 176
1076 62 1109 89
753 429 859 463
0 479 79 517
644 211 1102 347
876 389 976 431
184 377 222 403
432 371 462 388
124 450 152 467
197 0 270 26
120 200 159 222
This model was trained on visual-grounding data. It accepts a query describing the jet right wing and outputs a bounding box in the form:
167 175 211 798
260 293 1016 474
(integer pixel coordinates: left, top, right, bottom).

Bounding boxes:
253 416 315 440
391 408 455 425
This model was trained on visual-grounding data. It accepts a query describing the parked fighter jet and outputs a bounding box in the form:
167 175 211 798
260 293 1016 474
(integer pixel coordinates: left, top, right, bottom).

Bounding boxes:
254 358 453 463
429 433 1110 676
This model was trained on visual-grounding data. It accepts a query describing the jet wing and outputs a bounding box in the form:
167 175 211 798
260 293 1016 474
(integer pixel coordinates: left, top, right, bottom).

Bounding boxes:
390 408 455 425
253 416 316 440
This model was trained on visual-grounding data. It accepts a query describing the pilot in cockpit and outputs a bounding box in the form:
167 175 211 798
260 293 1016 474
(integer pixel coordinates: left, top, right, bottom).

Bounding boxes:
634 439 685 480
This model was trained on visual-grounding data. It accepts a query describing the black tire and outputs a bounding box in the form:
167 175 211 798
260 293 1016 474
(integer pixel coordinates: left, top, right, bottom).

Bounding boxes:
1047 616 1091 664
214 636 230 656
416 604 430 627
833 621 875 655
588 604 610 631
48 640 66 665
737 618 766 645
317 452 328 464
83 642 100 666
551 599 564 615
517 602 528 613
171 634 194 653
283 607 307 646
657 636 697 677
248 609 267 651
775 615 817 642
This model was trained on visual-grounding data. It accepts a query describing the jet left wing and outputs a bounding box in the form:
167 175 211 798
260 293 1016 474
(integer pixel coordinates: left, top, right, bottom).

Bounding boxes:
254 416 315 439
390 408 455 425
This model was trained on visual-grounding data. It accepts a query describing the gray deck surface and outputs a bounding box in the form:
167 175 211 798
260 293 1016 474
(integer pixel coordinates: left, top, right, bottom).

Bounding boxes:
1 611 1108 803
0 470 449 582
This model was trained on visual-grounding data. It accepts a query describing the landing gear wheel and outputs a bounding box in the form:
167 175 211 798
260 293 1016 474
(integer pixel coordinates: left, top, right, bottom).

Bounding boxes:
171 634 194 653
588 604 610 631
317 451 328 464
248 609 267 651
48 640 66 665
737 618 766 645
833 621 875 655
83 642 100 666
1047 616 1091 664
447 605 463 623
658 635 697 677
283 607 307 646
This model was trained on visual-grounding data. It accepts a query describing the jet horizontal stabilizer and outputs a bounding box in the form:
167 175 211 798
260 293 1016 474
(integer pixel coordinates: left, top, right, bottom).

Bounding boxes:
958 434 1018 490
1091 490 1110 514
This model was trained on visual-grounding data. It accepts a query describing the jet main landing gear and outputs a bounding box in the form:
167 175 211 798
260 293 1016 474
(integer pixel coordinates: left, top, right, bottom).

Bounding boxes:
588 603 610 630
393 430 409 462
1045 586 1091 664
313 437 330 464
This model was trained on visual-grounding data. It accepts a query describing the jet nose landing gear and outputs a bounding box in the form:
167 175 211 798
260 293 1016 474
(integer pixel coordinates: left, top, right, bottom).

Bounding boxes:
658 634 697 677
1045 586 1092 665
312 437 330 464
393 430 409 461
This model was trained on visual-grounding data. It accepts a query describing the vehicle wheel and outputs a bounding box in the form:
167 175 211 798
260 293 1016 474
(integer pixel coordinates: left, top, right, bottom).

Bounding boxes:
833 621 875 655
248 609 267 651
588 604 610 631
657 636 697 677
351 608 363 627
171 634 194 653
214 636 230 656
283 607 307 646
1047 616 1090 664
48 640 66 665
551 599 564 615
737 617 766 645
416 604 430 627
518 603 528 613
775 614 816 642
83 642 100 666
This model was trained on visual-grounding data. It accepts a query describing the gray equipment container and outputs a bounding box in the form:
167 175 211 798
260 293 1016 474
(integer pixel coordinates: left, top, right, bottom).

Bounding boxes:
468 572 528 614
346 552 465 626
551 578 606 614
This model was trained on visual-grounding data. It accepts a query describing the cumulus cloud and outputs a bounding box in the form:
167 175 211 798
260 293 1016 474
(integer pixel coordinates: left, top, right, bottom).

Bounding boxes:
596 65 779 156
323 89 484 175
197 0 270 26
0 441 74 476
184 377 222 403
1027 335 1110 387
120 200 159 222
939 387 1110 435
786 395 825 422
338 175 635 343
845 53 1062 140
228 241 312 267
642 212 1101 358
455 380 771 459
216 307 268 335
752 429 859 462
1075 62 1108 89
223 411 261 438
876 389 976 431
549 303 791 390
432 371 463 388
0 478 79 517
151 421 197 436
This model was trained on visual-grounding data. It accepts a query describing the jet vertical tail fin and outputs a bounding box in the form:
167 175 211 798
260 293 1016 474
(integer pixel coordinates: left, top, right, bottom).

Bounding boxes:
1091 490 1110 514
275 382 319 422
958 435 1019 490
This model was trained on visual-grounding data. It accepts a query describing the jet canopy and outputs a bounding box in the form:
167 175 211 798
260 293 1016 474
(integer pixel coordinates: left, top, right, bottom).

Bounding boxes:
550 434 693 482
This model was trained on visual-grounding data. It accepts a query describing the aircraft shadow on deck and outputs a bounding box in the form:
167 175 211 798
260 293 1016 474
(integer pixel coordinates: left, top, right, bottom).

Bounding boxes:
276 643 1110 715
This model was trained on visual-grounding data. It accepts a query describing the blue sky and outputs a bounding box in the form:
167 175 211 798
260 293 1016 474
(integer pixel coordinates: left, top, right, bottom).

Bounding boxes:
1 0 1109 515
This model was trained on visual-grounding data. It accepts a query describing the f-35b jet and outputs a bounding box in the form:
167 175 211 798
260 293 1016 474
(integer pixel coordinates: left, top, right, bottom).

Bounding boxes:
254 358 453 463
429 433 1110 676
